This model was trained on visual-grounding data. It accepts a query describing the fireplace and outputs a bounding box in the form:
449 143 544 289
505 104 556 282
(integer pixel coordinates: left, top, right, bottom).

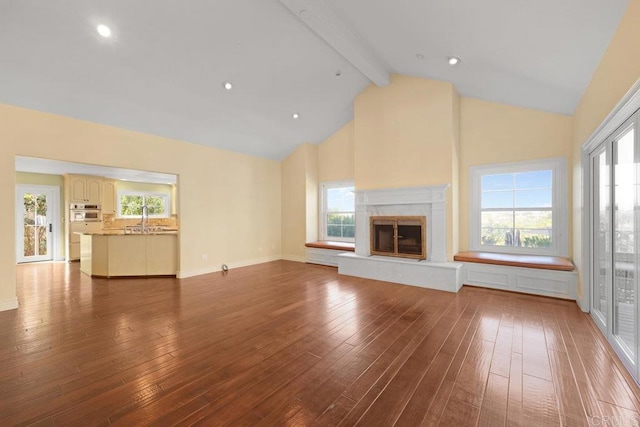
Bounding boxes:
370 216 426 260
339 185 463 293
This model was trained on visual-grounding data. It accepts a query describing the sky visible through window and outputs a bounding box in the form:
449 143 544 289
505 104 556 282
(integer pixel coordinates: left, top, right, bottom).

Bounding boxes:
326 186 355 240
480 170 553 249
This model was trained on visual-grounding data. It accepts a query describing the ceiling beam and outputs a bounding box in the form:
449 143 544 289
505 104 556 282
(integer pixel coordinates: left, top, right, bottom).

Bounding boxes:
276 0 390 86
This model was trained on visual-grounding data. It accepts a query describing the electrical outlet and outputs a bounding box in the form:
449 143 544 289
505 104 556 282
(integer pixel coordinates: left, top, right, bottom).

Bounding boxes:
201 254 208 260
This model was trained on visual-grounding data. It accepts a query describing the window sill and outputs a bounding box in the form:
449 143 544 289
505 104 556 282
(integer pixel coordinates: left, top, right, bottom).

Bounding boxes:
305 241 355 252
454 251 574 271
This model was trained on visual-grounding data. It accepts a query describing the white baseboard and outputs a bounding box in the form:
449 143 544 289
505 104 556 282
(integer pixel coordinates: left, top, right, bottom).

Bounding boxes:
576 293 589 312
0 297 19 312
177 255 282 279
281 255 306 263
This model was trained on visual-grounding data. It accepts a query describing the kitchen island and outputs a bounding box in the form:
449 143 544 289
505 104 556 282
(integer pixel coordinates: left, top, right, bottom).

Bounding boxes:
78 231 178 277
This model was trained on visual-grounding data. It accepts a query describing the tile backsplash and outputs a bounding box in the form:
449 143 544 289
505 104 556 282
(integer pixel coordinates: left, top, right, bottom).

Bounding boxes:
102 214 178 229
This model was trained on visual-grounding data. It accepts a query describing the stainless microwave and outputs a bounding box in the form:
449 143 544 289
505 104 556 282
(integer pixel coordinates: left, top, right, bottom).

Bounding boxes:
70 203 102 222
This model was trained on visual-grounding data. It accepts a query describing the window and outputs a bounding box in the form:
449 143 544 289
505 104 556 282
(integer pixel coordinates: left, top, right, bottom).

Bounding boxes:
320 181 355 241
117 190 170 218
470 158 567 255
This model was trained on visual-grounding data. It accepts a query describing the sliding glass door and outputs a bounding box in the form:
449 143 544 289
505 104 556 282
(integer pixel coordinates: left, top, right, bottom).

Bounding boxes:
590 113 639 378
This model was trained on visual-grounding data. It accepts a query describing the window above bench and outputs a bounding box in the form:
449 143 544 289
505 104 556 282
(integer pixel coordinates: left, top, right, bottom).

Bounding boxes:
320 181 355 242
470 157 568 256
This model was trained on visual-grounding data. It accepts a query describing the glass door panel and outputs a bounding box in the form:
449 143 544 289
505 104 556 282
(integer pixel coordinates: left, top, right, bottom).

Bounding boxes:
17 187 54 263
592 145 610 328
613 126 637 358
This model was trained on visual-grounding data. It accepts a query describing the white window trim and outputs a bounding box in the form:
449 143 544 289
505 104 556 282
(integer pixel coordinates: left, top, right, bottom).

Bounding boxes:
469 157 568 256
319 180 355 242
117 190 171 219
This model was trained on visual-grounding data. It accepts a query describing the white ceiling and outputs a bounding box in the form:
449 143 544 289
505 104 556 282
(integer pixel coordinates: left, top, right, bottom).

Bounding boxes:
0 0 629 161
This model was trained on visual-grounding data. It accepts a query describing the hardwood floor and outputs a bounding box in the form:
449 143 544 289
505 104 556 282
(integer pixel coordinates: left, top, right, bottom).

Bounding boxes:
1 261 639 426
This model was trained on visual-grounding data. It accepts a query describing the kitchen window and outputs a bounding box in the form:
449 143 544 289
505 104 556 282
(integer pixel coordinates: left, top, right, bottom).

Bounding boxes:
470 158 567 256
320 181 355 242
117 190 170 218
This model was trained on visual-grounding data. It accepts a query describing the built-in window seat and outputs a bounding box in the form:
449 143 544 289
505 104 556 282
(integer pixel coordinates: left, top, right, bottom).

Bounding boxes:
454 251 577 300
305 241 355 267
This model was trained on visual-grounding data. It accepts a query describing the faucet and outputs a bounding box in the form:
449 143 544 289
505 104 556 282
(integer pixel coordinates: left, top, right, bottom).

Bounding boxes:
141 205 149 233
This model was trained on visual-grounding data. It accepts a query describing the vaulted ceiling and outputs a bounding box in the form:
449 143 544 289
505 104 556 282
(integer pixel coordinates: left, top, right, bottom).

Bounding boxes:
0 0 629 160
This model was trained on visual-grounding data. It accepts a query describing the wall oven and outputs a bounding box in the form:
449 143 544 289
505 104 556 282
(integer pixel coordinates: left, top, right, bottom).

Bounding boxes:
70 203 102 222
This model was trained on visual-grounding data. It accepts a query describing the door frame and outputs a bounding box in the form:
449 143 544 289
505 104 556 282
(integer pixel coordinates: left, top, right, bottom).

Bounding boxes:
582 79 640 313
15 184 61 263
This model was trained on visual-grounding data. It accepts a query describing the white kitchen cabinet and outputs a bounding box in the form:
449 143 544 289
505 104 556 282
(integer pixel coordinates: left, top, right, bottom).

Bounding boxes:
68 175 102 203
102 180 117 214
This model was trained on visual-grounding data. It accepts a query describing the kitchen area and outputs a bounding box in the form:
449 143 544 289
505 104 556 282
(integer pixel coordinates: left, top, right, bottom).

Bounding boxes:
67 174 178 278
16 156 179 278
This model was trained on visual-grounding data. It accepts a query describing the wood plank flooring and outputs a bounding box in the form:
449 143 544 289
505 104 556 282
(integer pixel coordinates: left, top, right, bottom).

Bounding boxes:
1 260 639 426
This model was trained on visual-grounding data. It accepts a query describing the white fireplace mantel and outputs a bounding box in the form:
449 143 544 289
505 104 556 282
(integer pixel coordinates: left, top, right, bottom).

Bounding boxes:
355 184 449 262
339 184 463 293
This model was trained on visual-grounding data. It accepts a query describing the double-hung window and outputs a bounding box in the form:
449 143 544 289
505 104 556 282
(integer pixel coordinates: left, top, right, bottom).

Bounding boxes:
470 158 567 255
320 181 355 242
117 190 171 218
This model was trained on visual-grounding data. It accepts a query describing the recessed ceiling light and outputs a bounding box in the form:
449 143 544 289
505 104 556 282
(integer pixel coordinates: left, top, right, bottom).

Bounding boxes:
416 53 425 60
222 81 233 90
448 56 461 66
97 24 112 38
292 113 300 119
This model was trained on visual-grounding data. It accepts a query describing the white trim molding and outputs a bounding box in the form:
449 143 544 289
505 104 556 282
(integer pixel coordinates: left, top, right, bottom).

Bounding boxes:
0 297 19 312
355 184 449 262
469 157 568 257
581 79 640 316
319 180 355 242
461 262 577 300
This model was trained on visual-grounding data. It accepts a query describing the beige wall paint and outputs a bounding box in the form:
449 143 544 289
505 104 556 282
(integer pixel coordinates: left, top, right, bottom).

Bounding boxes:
116 180 174 194
15 172 66 259
572 0 640 300
305 145 319 244
458 97 573 254
353 74 458 259
354 75 456 190
281 143 318 261
451 91 461 256
1 104 282 307
318 121 354 182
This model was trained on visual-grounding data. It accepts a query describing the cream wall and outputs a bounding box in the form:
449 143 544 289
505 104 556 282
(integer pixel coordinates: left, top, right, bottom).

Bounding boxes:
451 92 461 256
459 98 573 254
353 74 459 259
15 172 66 259
1 104 282 308
318 121 354 182
572 0 640 301
354 75 456 190
281 143 318 261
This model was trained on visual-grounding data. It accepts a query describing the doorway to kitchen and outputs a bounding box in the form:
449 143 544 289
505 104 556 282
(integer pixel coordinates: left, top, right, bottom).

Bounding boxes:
16 185 60 263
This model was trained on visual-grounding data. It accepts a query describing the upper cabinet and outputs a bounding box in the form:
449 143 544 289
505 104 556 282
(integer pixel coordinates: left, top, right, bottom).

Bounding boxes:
102 180 117 214
68 175 102 203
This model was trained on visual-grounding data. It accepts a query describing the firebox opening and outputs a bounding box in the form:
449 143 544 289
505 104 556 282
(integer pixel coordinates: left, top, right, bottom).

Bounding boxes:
370 216 426 260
